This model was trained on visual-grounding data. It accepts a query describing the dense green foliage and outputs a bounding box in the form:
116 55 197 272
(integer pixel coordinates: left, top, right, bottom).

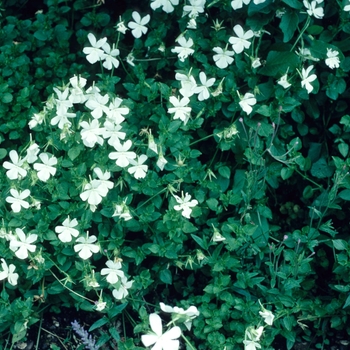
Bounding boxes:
1 0 350 349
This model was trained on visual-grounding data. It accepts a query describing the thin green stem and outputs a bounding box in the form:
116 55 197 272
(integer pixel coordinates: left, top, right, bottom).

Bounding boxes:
291 16 311 52
35 316 43 350
189 133 215 146
181 333 197 350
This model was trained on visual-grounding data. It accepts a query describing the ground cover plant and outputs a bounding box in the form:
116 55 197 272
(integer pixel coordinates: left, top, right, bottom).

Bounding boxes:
1 0 350 349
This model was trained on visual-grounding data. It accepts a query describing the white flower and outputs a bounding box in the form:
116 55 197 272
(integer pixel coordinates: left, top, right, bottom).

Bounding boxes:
159 303 200 331
173 192 198 218
194 72 216 101
3 150 27 180
51 106 76 129
101 260 125 284
126 51 136 66
128 11 150 38
171 37 195 62
175 72 197 97
106 97 129 124
85 93 109 119
102 42 120 70
277 73 291 89
325 48 340 69
9 228 37 259
102 121 126 146
80 179 108 206
300 65 317 94
0 258 19 286
303 0 324 18
55 216 79 243
239 92 257 115
69 75 87 104
141 313 181 350
33 153 57 182
229 24 254 54
28 111 45 129
109 140 137 167
74 234 100 260
127 155 148 179
150 0 179 13
95 300 107 311
344 1 350 11
53 87 73 113
212 227 226 242
115 18 128 34
6 189 30 213
187 18 197 29
93 167 114 193
80 119 105 148
156 150 168 171
83 33 107 64
168 96 191 125
213 47 235 69
259 304 275 325
112 275 133 299
231 0 250 9
251 57 262 69
183 0 206 17
243 339 261 350
113 202 133 221
25 143 40 164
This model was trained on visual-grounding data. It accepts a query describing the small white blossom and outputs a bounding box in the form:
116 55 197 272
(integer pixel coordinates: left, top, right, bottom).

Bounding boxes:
25 143 40 164
303 0 324 18
325 48 340 69
115 18 128 34
113 202 133 221
10 228 37 259
80 179 108 206
102 42 120 70
51 106 76 130
277 73 291 89
300 65 317 94
55 217 79 243
127 155 148 179
53 87 73 113
69 75 87 104
231 0 250 10
171 37 195 62
83 33 107 64
183 0 206 17
109 140 137 167
239 92 257 115
106 97 129 124
251 57 262 69
80 119 105 148
112 275 133 299
128 11 150 38
93 167 114 193
141 313 181 350
6 189 30 213
85 93 109 119
102 121 126 146
175 72 197 97
156 149 168 171
74 234 100 260
213 47 235 69
101 260 125 284
0 258 19 286
229 24 254 54
150 0 179 13
168 96 191 125
173 191 198 218
33 153 57 182
259 301 275 325
194 72 215 101
3 150 27 180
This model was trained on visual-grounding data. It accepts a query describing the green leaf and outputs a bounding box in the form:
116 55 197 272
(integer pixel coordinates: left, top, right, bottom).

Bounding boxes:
108 303 127 319
310 158 334 178
260 51 299 77
89 317 109 332
159 269 172 284
338 189 350 200
333 239 348 250
1 93 13 103
191 234 208 250
218 166 231 179
34 29 49 41
282 0 302 9
0 148 7 159
279 11 299 43
281 167 294 180
338 143 349 157
343 295 350 309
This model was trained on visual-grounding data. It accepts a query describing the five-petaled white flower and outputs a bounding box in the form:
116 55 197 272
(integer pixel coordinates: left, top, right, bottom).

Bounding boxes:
106 97 129 124
259 301 275 325
325 48 340 69
0 258 19 286
6 189 30 213
112 275 134 299
300 65 317 94
127 154 148 179
213 47 235 69
109 140 137 167
171 37 195 62
33 153 57 182
83 33 107 64
74 234 100 260
183 0 206 17
3 150 27 180
231 0 250 9
102 42 120 70
101 260 125 284
194 72 216 101
55 216 79 243
80 119 105 148
80 179 109 206
9 228 37 259
69 75 87 104
25 143 40 164
85 93 110 119
141 313 181 350
173 191 198 218
239 92 257 115
53 87 73 113
175 72 197 97
229 24 254 54
303 0 324 18
151 0 179 13
128 11 150 38
51 107 76 130
159 302 200 331
168 96 192 125
93 167 114 193
102 121 126 146
277 73 292 89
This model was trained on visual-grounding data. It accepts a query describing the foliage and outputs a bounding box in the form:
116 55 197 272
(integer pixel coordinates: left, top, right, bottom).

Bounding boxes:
1 0 350 349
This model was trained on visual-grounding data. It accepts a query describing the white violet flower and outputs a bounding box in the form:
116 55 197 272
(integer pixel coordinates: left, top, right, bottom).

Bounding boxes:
300 65 317 94
171 36 195 62
55 216 80 243
168 96 192 125
194 72 216 101
33 153 57 182
239 92 257 115
112 275 134 299
101 260 125 284
108 140 137 167
83 33 107 64
74 234 100 260
229 24 254 54
9 228 37 259
213 47 235 69
325 48 340 69
0 258 19 286
3 150 27 180
277 73 292 89
128 11 150 38
6 189 30 213
127 154 148 179
173 191 198 218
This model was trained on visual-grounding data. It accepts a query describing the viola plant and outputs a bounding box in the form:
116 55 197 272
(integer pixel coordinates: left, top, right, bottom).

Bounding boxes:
1 0 350 349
